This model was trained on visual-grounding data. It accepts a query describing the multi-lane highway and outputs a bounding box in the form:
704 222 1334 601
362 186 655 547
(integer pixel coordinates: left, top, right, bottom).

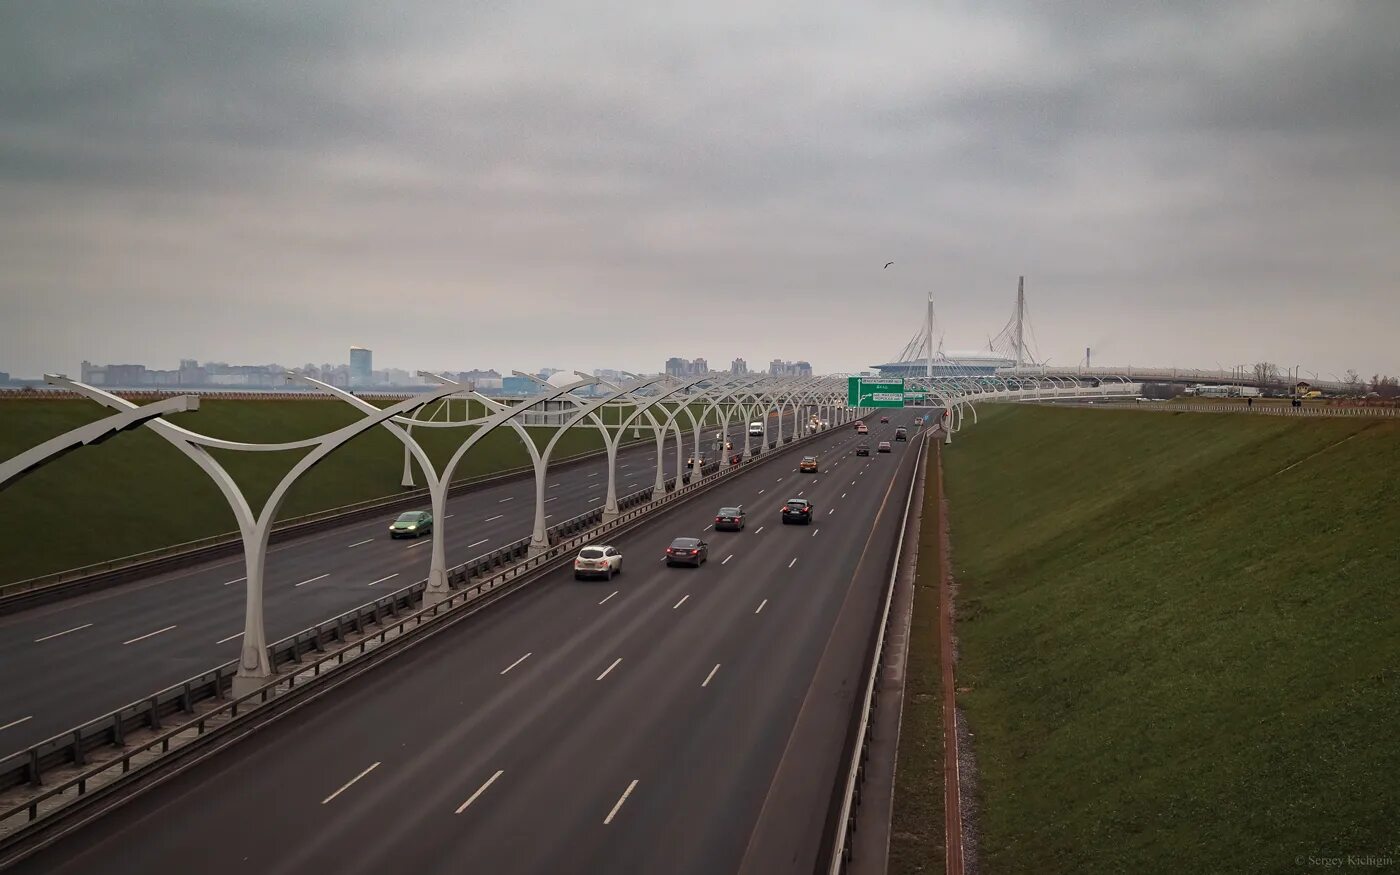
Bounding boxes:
7 416 925 875
0 415 798 755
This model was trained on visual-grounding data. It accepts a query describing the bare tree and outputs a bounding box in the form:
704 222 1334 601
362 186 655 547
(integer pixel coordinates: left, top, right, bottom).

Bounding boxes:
1344 369 1362 394
1252 362 1280 388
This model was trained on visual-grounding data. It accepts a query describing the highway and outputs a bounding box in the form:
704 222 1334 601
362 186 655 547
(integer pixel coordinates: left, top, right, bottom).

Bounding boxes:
8 416 925 875
0 414 798 755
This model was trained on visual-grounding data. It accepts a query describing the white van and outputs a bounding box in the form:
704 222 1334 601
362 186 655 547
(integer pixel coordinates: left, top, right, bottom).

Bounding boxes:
748 422 764 437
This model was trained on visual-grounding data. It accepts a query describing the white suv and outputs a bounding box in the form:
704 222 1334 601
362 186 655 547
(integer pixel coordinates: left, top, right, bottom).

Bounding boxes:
748 421 764 437
573 545 622 580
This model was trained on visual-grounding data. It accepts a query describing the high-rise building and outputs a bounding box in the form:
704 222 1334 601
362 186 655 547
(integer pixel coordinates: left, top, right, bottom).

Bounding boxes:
768 359 813 378
349 347 373 387
665 357 711 377
730 358 748 375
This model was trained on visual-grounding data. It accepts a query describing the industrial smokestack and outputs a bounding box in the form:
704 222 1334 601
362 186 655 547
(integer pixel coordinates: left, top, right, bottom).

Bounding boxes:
1086 347 1091 369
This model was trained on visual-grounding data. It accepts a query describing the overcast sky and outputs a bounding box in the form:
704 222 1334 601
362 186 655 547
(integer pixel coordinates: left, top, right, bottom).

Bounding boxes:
2 1 1397 380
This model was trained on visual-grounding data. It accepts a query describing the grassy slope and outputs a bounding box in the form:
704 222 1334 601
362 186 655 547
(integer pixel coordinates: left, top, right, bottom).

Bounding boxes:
888 441 946 873
945 405 1399 873
0 397 689 584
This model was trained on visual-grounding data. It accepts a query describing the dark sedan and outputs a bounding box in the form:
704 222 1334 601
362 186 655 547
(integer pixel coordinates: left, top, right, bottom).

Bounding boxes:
714 507 746 531
781 498 814 525
855 443 870 456
665 537 709 567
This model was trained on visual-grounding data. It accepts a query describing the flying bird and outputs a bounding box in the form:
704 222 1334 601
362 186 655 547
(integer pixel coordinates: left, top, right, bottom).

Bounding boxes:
883 261 894 269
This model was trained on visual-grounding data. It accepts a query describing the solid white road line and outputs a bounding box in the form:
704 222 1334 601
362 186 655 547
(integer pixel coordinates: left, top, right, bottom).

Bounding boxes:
673 594 690 610
295 573 330 586
754 526 764 534
723 554 733 565
322 762 381 805
455 770 505 814
368 573 399 586
755 599 768 614
599 590 619 605
597 657 622 680
34 623 94 643
216 631 243 644
347 539 373 548
500 652 532 675
498 497 514 503
222 577 246 586
485 515 504 522
702 664 721 687
0 716 34 733
123 625 177 645
604 779 640 825
789 557 798 568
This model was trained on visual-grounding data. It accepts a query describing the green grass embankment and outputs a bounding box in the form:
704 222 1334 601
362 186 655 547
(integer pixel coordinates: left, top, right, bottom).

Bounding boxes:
944 405 1399 873
0 397 710 585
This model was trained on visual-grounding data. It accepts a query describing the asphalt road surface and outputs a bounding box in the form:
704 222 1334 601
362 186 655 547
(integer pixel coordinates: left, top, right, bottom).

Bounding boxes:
8 416 926 875
0 415 799 755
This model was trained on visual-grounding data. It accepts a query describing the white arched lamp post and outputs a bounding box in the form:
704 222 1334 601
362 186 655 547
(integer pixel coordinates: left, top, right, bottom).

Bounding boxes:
45 374 459 695
0 394 199 490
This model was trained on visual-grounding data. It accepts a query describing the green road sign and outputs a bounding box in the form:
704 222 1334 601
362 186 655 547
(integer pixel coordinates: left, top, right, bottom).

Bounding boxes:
847 377 905 408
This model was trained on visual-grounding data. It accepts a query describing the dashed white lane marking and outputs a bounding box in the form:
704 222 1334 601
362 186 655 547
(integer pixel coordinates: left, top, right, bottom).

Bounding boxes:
500 652 532 675
588 472 600 477
498 497 514 503
123 625 177 645
295 573 331 587
589 484 600 489
466 540 489 550
445 513 455 519
754 526 764 534
368 573 399 587
755 599 768 614
589 497 602 503
703 524 712 531
322 762 380 805
789 557 798 568
0 716 34 733
723 554 733 565
758 489 765 495
599 590 619 605
545 497 558 503
216 631 243 644
797 491 804 497
673 595 690 610
485 515 504 522
348 539 373 548
597 658 623 680
812 528 820 537
455 770 505 814
604 779 640 824
702 664 721 687
842 493 847 499
222 577 246 586
34 623 93 643
550 483 561 488
405 538 431 549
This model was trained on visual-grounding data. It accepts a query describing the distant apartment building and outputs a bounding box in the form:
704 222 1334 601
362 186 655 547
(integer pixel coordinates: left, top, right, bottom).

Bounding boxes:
730 358 748 375
349 347 373 387
768 359 813 378
665 357 710 377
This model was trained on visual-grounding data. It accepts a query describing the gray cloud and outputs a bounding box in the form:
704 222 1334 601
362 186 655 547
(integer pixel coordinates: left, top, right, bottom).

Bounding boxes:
1 0 1396 380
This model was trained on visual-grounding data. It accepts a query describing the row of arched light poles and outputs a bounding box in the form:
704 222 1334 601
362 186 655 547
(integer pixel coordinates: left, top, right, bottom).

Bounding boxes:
5 371 868 694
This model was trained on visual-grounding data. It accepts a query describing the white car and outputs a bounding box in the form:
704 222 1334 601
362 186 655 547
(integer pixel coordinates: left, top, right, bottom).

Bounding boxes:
748 421 764 437
574 544 622 580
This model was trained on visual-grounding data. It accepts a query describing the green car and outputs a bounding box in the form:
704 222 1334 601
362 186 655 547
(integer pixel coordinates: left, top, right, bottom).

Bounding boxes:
389 510 433 539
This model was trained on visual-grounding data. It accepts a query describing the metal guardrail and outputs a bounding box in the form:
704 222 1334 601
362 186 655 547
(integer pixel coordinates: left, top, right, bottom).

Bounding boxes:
0 427 825 809
827 430 928 874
